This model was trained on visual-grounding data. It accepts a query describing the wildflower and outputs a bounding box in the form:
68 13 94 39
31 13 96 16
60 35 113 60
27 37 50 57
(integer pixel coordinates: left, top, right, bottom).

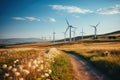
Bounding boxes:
41 75 45 78
9 76 13 80
22 69 30 75
44 73 49 77
48 69 52 74
13 64 16 67
16 59 19 62
18 65 24 70
4 73 10 77
12 68 17 72
19 78 24 80
8 66 12 70
33 59 37 65
14 61 17 64
15 72 20 76
2 64 7 68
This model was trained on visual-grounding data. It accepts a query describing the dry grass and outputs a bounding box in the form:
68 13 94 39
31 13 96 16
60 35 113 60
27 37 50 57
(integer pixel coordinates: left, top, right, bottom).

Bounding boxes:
58 42 120 80
0 41 120 80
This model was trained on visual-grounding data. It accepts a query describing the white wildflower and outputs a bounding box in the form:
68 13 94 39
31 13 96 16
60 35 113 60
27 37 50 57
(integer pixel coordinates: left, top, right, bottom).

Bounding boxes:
14 61 17 64
16 59 19 62
9 76 13 80
8 66 12 70
41 75 45 78
12 68 17 72
48 69 52 74
2 64 7 68
15 72 20 76
18 65 24 70
33 59 37 65
22 69 30 75
4 73 10 77
19 78 24 80
45 73 49 77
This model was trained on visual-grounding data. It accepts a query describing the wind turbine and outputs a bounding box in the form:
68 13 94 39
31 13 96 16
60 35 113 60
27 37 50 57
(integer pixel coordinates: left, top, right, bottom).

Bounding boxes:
90 22 100 39
80 28 84 39
62 32 66 42
53 31 56 42
65 19 76 42
72 28 77 41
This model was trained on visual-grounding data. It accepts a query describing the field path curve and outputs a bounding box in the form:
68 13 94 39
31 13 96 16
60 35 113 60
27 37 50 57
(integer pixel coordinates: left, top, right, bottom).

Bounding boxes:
68 53 111 80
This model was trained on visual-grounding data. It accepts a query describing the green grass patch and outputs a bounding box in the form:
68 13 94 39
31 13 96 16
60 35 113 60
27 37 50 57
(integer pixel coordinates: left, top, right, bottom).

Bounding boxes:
50 51 73 80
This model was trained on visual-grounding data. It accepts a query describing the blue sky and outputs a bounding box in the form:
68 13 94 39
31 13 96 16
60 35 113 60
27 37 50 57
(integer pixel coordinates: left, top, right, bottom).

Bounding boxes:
0 0 120 39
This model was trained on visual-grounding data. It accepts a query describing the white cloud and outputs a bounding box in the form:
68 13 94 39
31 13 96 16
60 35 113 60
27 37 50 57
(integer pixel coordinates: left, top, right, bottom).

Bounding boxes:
49 5 93 14
12 17 25 20
48 17 56 22
12 17 56 22
12 17 40 21
97 4 120 15
25 17 40 21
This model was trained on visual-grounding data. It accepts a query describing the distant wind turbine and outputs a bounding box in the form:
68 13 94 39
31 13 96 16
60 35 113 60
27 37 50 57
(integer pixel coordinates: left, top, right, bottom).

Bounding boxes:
80 28 84 39
62 32 66 42
53 31 56 42
72 28 77 41
90 22 100 39
65 18 76 42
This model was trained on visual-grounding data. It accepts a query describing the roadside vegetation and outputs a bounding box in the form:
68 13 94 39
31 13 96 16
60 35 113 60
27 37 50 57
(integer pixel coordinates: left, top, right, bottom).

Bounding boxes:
50 51 73 80
60 42 120 80
74 49 120 80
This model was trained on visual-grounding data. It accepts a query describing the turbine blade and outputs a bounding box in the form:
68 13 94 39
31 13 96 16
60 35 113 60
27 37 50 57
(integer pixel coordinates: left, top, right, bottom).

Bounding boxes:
65 27 69 33
65 18 70 26
71 26 77 28
90 25 95 27
96 22 100 27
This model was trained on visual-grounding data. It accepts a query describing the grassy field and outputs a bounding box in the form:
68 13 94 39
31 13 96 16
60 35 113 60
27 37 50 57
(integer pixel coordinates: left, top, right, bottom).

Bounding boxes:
59 42 120 80
0 41 120 80
0 44 73 80
50 51 73 80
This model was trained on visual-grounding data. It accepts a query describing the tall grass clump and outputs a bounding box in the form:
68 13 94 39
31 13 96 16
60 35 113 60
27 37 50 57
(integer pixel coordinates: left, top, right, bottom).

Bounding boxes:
73 49 120 80
50 51 73 80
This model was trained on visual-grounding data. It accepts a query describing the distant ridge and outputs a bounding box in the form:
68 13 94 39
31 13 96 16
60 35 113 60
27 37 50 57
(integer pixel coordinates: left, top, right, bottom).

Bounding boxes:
0 30 120 45
0 38 43 45
57 30 120 41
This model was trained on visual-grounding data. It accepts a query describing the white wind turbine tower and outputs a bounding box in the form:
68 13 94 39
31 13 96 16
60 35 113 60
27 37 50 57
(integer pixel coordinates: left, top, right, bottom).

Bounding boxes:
65 19 76 42
80 28 84 39
53 31 56 42
62 32 66 42
90 22 100 39
72 28 77 41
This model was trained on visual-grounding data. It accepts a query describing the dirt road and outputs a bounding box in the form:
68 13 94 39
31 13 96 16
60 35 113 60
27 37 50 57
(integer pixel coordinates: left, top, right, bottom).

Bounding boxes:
68 53 110 80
